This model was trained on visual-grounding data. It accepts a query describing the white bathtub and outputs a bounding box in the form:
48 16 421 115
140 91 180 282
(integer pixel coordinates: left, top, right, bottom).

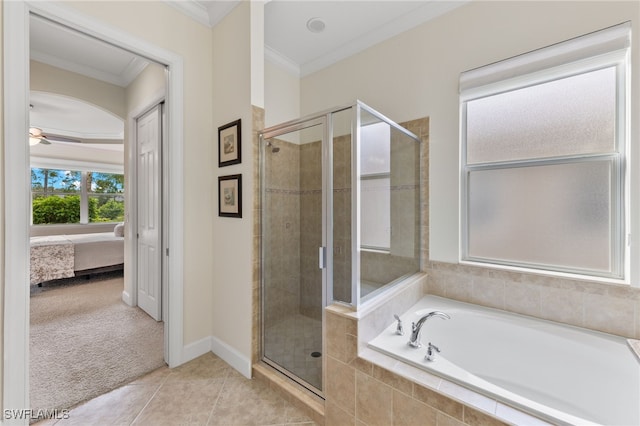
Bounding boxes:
368 295 640 426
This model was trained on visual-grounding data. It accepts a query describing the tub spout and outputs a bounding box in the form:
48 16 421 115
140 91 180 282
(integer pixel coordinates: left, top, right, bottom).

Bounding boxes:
408 311 450 348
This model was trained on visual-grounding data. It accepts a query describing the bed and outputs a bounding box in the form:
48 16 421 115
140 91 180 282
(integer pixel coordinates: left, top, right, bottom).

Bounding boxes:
30 231 124 285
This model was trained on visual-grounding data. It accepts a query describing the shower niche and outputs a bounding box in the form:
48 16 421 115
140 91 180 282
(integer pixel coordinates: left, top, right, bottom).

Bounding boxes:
260 101 421 396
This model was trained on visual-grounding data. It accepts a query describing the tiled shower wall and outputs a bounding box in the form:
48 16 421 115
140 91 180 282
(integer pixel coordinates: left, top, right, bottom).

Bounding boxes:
300 142 323 320
263 137 302 329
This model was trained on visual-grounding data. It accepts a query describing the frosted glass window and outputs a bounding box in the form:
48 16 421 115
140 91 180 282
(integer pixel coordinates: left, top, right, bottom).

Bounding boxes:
361 177 390 249
467 161 612 273
461 30 628 279
467 67 616 164
361 122 391 175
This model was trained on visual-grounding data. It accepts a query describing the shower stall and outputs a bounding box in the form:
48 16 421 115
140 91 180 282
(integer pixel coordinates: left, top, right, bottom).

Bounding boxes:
260 101 421 396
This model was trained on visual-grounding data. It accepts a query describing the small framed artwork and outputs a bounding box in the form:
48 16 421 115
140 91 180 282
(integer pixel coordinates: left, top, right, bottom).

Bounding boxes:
218 174 242 218
218 119 241 167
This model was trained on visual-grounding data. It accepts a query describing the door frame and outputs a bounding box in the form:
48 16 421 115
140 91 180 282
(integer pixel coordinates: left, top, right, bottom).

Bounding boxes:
3 1 185 419
259 115 329 398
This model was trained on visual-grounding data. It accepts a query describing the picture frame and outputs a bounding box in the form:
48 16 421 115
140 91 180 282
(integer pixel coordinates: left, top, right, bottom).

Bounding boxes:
218 174 242 218
218 119 241 167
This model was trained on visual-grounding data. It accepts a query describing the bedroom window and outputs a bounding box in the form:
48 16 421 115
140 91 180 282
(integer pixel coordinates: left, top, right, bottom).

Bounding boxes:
31 168 124 225
460 23 630 280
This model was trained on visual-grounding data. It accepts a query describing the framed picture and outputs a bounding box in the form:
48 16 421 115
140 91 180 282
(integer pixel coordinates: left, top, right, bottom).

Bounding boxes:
218 174 242 218
218 119 241 167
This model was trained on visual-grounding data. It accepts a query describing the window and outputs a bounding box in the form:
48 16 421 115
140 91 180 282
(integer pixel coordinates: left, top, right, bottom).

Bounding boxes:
460 23 630 280
31 168 124 225
360 121 391 251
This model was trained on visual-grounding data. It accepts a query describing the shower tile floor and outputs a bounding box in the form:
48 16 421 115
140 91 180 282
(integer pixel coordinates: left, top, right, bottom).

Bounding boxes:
264 314 323 390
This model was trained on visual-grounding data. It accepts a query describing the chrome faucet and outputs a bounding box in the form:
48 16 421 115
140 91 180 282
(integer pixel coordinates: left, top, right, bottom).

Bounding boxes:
393 314 404 335
425 342 440 362
408 311 450 348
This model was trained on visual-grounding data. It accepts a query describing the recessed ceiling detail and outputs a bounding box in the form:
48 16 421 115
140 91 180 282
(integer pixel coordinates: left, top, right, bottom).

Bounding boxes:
30 92 124 141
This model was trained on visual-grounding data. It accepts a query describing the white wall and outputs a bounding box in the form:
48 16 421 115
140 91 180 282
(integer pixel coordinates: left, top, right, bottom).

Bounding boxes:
300 1 640 279
211 1 262 374
265 60 300 128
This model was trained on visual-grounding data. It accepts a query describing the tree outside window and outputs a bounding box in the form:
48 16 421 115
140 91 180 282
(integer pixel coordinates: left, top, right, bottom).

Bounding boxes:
31 168 124 225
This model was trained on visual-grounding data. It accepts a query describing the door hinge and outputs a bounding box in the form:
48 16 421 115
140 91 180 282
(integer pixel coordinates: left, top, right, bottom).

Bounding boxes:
166 248 170 256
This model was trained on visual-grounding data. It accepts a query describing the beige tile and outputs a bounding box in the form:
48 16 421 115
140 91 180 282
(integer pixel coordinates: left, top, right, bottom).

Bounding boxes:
165 353 231 384
355 372 392 426
58 384 157 426
436 412 466 426
129 365 171 386
443 272 473 303
583 292 635 337
438 381 496 415
372 365 413 396
392 389 437 426
413 385 463 421
463 407 509 426
325 401 355 426
471 276 505 310
503 282 541 318
539 286 584 327
132 379 225 426
326 357 355 416
209 376 289 425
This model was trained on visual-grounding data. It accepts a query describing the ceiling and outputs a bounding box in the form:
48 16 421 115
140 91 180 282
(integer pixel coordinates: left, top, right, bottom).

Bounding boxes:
29 0 466 151
186 0 467 76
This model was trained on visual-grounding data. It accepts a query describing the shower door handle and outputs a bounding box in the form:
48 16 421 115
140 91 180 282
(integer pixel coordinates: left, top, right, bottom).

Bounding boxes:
319 246 327 269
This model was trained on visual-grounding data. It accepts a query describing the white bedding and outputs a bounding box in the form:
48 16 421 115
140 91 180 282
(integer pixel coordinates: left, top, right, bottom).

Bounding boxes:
30 232 124 285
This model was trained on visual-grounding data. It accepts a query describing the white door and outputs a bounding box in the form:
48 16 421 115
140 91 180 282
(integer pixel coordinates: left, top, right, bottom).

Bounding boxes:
137 104 162 321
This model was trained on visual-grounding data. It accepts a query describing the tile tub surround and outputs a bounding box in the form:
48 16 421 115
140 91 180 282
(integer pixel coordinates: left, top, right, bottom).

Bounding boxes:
427 261 640 340
324 273 552 426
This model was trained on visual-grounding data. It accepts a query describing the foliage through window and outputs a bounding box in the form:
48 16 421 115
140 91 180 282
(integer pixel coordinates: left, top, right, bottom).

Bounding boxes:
31 168 124 225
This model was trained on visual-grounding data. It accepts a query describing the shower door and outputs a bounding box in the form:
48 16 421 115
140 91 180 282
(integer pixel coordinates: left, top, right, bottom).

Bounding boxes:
261 117 327 395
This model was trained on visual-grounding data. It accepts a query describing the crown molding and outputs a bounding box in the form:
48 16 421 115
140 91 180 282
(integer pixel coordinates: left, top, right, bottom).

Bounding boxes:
264 44 300 77
164 1 241 28
164 0 211 27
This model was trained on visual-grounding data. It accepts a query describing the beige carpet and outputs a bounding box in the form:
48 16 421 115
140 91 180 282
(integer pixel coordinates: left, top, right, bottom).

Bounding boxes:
30 273 165 413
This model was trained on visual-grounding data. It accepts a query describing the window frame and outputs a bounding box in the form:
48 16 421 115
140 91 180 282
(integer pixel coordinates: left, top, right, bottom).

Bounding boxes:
31 167 125 225
460 32 630 282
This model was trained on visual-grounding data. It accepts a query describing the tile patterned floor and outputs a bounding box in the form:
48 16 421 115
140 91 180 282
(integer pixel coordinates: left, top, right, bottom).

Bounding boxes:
36 353 317 426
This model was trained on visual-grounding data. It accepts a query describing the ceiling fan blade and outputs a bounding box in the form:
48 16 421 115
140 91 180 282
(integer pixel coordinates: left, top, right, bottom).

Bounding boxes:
45 134 82 144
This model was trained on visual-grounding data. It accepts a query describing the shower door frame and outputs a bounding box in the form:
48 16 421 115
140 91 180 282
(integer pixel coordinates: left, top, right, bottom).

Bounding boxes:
259 114 332 398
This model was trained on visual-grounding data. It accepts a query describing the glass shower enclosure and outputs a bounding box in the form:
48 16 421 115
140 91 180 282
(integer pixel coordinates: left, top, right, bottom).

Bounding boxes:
260 101 421 396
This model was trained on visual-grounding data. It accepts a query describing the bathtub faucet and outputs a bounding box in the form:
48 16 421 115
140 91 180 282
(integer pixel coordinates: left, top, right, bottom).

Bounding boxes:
408 311 450 348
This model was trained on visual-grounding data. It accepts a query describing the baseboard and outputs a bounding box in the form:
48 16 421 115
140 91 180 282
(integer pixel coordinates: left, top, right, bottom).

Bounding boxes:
182 336 213 364
121 290 133 306
211 336 252 378
181 336 252 379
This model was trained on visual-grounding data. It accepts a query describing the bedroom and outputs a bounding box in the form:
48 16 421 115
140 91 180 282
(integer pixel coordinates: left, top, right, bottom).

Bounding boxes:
27 15 166 413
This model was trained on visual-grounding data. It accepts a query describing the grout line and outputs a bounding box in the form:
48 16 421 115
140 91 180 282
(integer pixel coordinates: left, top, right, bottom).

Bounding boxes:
127 373 170 425
204 367 231 426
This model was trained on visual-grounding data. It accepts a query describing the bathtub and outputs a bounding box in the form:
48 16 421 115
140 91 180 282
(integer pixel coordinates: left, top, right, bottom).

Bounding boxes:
368 295 640 426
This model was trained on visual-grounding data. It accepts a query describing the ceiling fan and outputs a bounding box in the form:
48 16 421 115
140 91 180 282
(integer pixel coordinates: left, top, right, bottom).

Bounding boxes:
28 127 82 146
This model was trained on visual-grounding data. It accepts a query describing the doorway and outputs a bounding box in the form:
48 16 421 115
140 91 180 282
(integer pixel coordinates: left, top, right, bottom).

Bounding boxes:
4 1 185 415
